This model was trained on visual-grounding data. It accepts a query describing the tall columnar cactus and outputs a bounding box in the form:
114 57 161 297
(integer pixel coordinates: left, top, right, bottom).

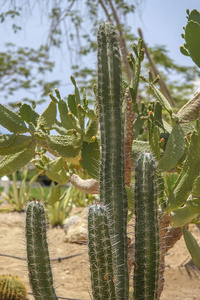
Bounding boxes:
134 152 160 300
88 204 116 300
25 200 58 300
97 22 129 299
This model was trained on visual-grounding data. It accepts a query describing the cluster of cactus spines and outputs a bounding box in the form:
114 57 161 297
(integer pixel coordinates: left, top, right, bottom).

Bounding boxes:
88 204 116 300
97 22 129 299
134 152 160 300
0 275 27 300
25 200 58 300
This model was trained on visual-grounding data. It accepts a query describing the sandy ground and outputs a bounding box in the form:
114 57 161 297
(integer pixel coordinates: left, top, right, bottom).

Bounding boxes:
0 209 200 300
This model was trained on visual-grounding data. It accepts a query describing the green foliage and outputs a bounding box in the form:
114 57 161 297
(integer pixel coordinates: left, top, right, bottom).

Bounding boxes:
0 43 58 104
183 227 200 267
181 9 200 67
0 274 27 300
0 164 42 211
47 186 73 226
0 142 36 176
158 123 185 172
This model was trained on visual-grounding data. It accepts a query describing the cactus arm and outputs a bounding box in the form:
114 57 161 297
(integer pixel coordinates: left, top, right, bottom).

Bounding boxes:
26 201 58 300
183 227 200 268
128 38 144 112
97 22 129 299
0 141 35 176
134 152 159 300
0 102 28 133
88 204 116 300
158 123 185 172
167 120 200 212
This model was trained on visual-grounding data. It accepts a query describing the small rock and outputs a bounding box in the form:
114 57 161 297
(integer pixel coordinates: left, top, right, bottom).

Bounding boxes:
64 208 88 244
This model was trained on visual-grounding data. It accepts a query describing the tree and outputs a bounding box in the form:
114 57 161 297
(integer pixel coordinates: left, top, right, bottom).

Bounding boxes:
0 1 200 107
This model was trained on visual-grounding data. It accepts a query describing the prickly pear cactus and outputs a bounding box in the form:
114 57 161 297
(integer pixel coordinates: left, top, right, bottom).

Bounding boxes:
180 9 200 67
0 274 27 300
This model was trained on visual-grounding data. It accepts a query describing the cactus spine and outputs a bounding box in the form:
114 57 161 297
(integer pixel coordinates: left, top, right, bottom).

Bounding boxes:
97 22 129 299
25 200 58 300
88 204 116 300
0 275 27 300
134 152 160 300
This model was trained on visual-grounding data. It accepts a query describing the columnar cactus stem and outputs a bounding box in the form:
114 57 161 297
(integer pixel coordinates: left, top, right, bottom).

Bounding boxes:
88 204 116 300
25 201 58 300
97 22 129 299
134 152 160 300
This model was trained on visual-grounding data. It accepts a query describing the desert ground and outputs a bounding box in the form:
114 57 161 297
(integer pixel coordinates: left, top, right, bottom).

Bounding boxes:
1 209 200 300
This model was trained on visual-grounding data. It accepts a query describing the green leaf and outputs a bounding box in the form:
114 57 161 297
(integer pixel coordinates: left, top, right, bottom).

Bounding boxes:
180 45 190 56
0 134 16 147
68 94 78 117
192 175 200 197
132 140 150 162
133 115 144 139
45 157 69 185
19 103 39 126
148 121 160 160
37 101 57 129
149 84 173 116
58 99 74 130
47 182 61 206
158 123 185 171
0 142 35 176
84 119 98 142
80 139 100 180
170 198 200 228
185 20 200 67
167 122 200 212
0 135 33 156
51 120 68 135
183 227 200 267
0 103 27 133
188 9 200 24
47 134 82 158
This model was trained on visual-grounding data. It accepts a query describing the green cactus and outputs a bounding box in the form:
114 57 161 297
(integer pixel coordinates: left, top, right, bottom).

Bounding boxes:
97 22 129 299
0 275 27 300
134 152 160 300
88 204 116 300
180 9 200 67
25 200 58 300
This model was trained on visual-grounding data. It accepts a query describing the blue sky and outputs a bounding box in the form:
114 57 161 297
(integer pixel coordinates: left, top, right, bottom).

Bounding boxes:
0 0 200 111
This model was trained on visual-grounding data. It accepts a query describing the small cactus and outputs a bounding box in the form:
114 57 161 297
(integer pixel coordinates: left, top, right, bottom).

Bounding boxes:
0 274 27 300
134 152 160 300
88 204 116 300
25 200 58 300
